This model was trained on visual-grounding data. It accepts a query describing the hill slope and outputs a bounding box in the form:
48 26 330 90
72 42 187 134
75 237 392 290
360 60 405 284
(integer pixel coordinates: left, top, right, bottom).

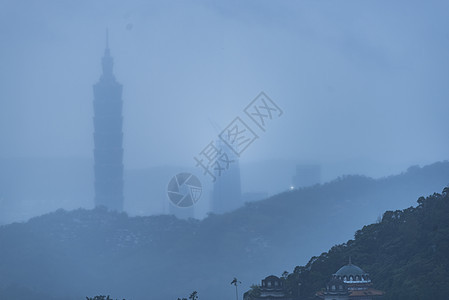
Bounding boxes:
0 162 448 300
265 187 449 300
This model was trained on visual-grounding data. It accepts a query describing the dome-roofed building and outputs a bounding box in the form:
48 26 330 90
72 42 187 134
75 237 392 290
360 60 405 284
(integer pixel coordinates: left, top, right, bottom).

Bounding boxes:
317 258 384 300
244 275 294 300
333 257 371 284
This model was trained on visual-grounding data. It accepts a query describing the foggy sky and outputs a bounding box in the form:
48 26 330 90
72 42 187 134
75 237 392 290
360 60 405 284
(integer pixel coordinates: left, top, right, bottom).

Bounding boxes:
1 0 448 179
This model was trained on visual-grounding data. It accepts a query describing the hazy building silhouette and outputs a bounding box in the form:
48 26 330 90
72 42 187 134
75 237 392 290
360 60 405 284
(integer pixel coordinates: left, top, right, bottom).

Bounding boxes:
244 275 293 300
92 33 124 211
169 202 195 219
211 140 242 214
292 164 321 189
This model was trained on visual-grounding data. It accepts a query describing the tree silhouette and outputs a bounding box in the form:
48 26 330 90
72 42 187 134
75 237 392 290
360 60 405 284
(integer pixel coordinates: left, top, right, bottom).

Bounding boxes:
189 291 198 300
231 277 241 300
86 296 125 300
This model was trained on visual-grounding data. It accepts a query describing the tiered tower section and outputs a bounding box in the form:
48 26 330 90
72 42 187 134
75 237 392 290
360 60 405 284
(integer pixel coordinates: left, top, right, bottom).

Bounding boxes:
92 36 124 211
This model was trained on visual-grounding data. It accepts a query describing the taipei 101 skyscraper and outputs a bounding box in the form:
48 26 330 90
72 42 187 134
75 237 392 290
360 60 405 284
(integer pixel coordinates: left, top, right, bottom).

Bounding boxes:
92 33 124 211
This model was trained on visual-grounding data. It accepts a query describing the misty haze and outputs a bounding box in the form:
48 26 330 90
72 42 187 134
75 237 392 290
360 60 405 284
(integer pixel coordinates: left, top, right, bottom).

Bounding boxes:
0 1 448 300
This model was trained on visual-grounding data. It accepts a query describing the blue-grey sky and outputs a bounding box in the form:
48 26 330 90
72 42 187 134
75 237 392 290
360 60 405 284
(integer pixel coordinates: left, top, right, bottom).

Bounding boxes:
1 0 448 178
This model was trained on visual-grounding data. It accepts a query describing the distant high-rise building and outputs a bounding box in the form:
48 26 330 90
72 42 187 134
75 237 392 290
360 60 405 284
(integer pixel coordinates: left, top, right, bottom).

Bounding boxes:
211 140 242 214
92 33 124 211
169 202 195 219
292 164 321 189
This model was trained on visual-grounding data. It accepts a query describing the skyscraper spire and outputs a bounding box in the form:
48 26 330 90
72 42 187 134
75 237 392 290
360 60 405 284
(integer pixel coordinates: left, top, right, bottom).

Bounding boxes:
101 29 113 77
106 28 109 49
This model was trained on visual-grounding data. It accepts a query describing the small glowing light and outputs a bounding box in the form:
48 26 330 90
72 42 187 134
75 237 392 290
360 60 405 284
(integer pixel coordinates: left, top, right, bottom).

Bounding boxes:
290 186 294 190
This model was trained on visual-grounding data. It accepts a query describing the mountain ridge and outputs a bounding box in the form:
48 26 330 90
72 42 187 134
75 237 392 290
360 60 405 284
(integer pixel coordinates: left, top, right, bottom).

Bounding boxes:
0 161 448 300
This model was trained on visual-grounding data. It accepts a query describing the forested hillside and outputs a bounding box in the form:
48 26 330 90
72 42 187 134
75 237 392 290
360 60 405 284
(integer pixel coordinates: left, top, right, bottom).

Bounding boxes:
250 187 449 300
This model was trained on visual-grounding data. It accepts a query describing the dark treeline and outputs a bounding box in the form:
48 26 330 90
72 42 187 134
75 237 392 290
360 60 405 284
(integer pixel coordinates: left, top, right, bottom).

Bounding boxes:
247 187 449 300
